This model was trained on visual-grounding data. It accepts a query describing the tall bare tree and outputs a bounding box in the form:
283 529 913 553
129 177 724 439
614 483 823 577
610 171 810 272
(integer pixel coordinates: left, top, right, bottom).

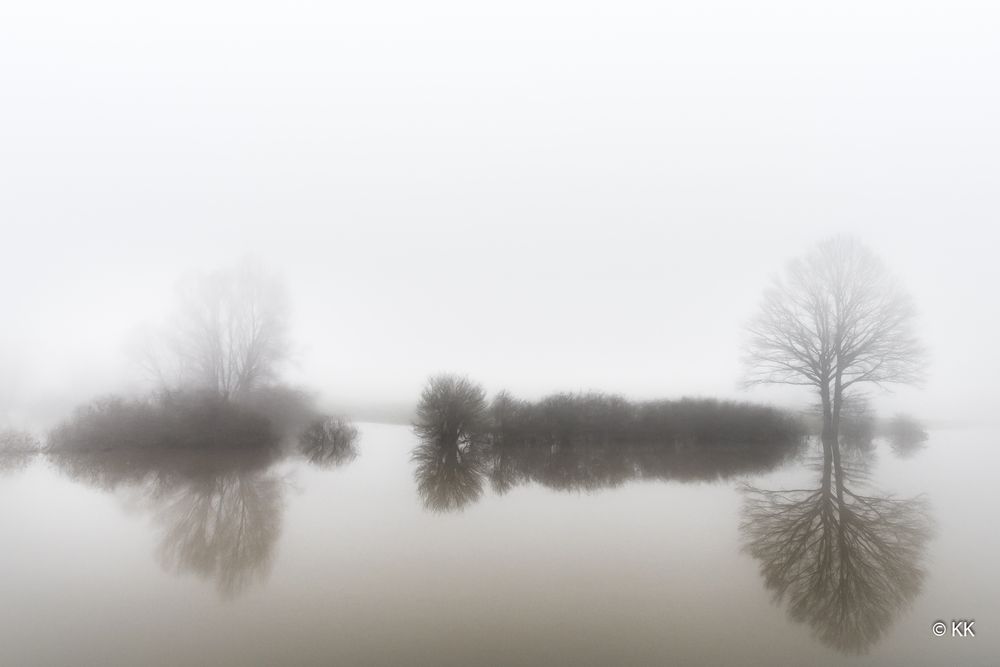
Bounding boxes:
146 261 290 399
745 237 924 450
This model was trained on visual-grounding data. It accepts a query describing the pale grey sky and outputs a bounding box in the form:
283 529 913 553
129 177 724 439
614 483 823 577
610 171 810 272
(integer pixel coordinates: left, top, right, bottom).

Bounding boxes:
2 0 998 427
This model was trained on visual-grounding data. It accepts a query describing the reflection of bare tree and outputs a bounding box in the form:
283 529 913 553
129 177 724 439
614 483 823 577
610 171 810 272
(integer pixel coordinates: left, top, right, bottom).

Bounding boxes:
155 469 283 598
298 417 358 468
411 437 486 512
50 447 286 599
741 438 931 654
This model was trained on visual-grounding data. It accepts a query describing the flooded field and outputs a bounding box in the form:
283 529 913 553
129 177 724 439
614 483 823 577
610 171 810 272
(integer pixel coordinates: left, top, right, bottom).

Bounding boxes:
0 423 993 666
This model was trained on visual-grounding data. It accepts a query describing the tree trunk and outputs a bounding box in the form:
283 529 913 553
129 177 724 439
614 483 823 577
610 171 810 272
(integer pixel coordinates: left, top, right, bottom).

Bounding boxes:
820 382 834 459
830 373 844 471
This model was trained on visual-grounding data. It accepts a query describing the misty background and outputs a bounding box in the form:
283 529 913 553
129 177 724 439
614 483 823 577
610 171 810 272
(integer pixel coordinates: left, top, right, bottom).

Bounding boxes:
2 1 998 429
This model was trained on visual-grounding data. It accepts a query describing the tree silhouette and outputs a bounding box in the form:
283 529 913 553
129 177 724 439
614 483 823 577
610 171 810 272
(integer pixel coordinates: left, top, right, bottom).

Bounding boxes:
745 238 924 450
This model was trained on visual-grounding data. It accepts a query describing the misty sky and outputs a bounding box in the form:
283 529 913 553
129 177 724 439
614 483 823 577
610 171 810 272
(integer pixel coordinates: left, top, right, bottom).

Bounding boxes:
2 1 998 427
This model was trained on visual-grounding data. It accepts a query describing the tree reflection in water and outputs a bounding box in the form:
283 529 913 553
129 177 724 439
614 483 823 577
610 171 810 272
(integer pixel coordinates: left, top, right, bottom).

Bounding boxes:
297 417 359 468
153 462 284 598
412 431 803 512
48 430 355 599
411 437 488 512
741 437 932 654
50 447 286 598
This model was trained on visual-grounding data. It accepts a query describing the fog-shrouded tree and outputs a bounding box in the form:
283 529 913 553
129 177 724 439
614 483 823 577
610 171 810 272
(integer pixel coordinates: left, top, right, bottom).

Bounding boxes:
145 260 290 400
745 237 924 454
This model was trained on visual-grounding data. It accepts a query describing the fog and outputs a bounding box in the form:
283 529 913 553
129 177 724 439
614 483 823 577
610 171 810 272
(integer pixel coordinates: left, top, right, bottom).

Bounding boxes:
3 0 999 429
5 6 1000 665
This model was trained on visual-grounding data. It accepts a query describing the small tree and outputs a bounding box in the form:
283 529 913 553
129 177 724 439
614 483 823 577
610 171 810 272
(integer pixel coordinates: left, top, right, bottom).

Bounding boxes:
745 238 924 449
413 374 488 447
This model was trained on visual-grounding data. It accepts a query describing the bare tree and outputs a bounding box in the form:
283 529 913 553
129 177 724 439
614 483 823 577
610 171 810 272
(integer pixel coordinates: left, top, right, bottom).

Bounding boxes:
147 260 290 399
745 237 924 448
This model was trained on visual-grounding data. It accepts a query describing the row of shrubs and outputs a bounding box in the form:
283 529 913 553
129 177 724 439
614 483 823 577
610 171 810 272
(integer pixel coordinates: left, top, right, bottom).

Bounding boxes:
45 386 358 464
48 391 277 451
416 374 807 450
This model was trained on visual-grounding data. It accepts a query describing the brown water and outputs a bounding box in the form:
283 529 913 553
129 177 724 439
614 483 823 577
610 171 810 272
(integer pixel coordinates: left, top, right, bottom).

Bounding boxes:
0 424 994 666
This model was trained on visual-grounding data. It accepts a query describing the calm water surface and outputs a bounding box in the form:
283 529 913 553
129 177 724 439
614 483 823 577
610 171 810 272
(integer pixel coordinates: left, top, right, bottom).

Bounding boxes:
0 424 994 666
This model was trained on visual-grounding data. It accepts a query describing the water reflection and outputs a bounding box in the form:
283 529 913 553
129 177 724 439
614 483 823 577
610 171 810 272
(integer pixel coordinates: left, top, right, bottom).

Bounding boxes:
298 417 359 468
50 447 286 598
46 406 358 598
0 451 36 475
412 435 488 512
0 429 40 475
887 415 930 459
413 432 802 512
741 438 932 654
154 463 284 598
